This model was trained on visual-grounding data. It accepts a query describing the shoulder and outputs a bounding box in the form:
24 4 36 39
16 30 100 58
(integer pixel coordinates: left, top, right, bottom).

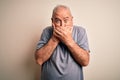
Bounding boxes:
73 25 86 34
42 26 53 34
43 26 53 31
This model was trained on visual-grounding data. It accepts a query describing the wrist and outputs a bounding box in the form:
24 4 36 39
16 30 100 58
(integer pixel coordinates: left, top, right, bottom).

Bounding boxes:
51 36 59 44
66 39 75 47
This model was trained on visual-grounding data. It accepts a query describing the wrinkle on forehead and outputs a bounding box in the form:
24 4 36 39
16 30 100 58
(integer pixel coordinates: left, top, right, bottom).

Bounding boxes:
52 5 72 18
53 8 72 19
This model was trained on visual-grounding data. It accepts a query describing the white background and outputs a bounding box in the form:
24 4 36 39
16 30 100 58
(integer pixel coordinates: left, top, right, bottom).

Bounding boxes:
0 0 120 80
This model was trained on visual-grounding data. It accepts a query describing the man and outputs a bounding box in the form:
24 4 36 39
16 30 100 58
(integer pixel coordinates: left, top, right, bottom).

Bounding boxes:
35 5 90 80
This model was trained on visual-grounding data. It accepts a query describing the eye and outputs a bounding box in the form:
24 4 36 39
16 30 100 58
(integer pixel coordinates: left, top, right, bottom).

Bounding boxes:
55 19 61 23
54 18 61 24
64 19 69 23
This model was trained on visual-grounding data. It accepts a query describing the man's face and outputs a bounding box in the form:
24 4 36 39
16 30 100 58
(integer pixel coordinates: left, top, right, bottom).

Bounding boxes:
52 8 73 28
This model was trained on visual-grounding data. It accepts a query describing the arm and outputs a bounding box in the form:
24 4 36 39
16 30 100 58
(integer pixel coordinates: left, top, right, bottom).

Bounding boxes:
65 39 90 66
35 34 59 65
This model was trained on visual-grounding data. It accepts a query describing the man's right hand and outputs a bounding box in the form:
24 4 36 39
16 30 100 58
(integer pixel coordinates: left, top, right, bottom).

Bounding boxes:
52 23 60 43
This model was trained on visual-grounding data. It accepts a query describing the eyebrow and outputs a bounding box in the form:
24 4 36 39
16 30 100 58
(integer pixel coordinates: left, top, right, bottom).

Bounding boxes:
64 17 70 19
53 17 70 20
54 18 60 20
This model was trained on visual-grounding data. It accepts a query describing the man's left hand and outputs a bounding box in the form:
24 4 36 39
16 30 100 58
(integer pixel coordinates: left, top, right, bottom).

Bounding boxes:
54 26 74 45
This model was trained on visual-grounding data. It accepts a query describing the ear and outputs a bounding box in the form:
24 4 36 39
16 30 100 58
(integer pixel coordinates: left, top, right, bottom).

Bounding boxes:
51 18 54 27
71 16 73 20
51 18 54 23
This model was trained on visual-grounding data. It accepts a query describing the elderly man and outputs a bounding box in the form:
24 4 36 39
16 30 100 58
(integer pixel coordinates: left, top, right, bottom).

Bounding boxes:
35 5 90 80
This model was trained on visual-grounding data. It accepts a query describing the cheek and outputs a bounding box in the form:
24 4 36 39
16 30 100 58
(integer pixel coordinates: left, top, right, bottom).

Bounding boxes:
53 22 60 27
66 21 73 26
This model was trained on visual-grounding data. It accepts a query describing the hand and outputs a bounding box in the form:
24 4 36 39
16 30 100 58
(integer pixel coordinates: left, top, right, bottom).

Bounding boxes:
51 24 60 43
53 24 73 45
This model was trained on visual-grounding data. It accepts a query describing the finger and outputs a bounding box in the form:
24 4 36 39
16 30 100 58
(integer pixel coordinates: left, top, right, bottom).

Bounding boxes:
54 30 61 38
54 28 61 35
55 27 63 33
65 26 73 32
69 27 73 32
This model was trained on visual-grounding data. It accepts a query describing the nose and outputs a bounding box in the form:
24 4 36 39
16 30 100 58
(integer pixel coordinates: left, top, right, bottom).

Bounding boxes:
60 20 65 27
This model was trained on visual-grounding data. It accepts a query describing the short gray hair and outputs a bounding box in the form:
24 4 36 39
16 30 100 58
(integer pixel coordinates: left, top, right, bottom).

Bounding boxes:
52 5 72 18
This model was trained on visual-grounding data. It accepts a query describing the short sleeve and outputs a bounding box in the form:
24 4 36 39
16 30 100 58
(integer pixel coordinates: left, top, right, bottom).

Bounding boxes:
36 27 53 50
77 28 90 52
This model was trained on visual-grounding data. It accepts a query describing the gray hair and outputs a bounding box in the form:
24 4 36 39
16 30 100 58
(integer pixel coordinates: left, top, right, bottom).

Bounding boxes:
52 5 72 18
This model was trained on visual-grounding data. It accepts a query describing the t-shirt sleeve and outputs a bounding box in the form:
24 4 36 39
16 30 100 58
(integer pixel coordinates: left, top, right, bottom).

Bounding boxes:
36 27 52 50
77 28 90 52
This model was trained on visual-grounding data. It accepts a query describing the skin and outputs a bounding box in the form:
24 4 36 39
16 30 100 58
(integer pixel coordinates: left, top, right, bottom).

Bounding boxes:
35 6 90 66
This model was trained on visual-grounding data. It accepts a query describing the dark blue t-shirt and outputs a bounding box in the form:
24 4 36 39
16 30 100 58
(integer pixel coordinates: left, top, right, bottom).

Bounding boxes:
36 26 90 80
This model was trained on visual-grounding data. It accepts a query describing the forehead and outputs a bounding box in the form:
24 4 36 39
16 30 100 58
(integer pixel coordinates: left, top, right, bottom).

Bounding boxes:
53 8 72 19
